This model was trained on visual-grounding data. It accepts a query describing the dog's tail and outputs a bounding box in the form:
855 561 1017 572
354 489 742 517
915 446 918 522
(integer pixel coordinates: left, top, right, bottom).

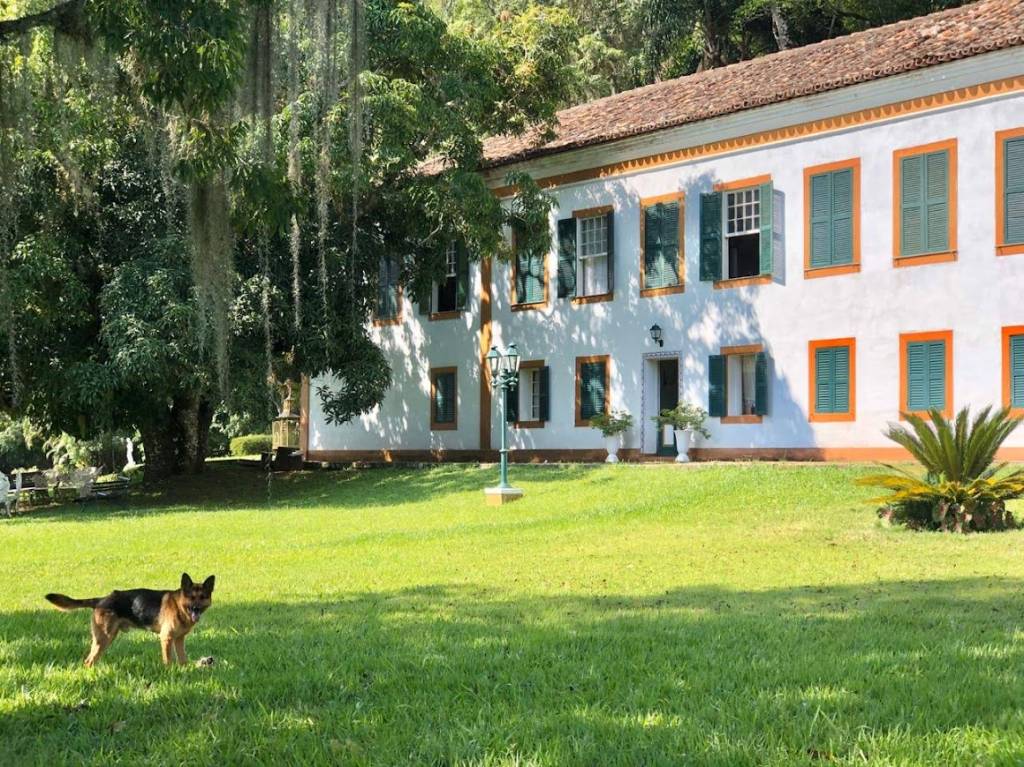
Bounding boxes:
45 593 100 611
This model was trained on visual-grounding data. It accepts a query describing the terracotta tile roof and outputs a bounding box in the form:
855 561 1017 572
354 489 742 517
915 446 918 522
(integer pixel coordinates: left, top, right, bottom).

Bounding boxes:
478 0 1024 171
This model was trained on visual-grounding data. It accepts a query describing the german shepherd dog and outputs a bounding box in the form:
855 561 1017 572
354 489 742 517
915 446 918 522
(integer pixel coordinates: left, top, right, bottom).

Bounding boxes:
45 573 215 666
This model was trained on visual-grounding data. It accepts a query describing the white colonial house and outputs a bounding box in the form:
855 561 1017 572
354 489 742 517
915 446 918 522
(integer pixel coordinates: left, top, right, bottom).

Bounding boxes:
302 0 1024 463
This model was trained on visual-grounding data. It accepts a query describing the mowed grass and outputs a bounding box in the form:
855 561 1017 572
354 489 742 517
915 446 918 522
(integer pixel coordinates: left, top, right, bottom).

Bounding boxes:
2 463 1024 766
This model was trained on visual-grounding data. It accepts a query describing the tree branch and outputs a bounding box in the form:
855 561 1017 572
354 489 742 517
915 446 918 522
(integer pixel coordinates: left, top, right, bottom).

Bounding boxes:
0 0 85 43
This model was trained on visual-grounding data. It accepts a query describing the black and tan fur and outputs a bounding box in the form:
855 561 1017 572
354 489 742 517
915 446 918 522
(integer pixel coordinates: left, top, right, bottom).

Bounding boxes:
45 573 215 666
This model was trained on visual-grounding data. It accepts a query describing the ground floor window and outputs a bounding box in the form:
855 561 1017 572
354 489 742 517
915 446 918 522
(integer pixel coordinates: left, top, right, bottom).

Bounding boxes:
809 339 855 422
430 367 458 430
708 345 768 422
900 331 951 416
506 361 550 427
575 355 609 426
1003 326 1024 412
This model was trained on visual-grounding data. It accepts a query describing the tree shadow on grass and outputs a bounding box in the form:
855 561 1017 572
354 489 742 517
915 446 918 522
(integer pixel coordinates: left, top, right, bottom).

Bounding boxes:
3 578 1024 765
7 463 602 524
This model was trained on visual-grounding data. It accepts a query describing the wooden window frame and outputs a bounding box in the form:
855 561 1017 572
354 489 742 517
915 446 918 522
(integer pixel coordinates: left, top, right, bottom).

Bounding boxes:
510 229 549 312
1002 326 1024 416
575 354 610 427
899 330 953 419
373 284 403 327
996 127 1024 257
808 338 856 422
429 366 458 431
513 359 546 428
719 343 764 424
803 158 861 279
639 192 685 297
571 206 614 304
892 139 958 268
712 175 773 289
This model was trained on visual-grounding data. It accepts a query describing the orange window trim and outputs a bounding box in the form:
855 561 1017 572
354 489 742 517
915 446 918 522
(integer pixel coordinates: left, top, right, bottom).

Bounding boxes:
573 205 613 219
1001 326 1024 416
513 359 546 429
575 354 611 428
372 285 403 327
714 174 771 192
802 158 861 279
510 228 550 311
898 330 953 419
639 192 685 297
807 338 856 423
713 274 772 290
430 366 459 431
490 76 1024 199
996 127 1024 256
892 138 958 267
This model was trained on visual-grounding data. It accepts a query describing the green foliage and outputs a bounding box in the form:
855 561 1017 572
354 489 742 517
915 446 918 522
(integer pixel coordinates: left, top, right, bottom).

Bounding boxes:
0 414 45 473
589 408 633 437
653 402 710 438
229 433 272 456
858 407 1024 532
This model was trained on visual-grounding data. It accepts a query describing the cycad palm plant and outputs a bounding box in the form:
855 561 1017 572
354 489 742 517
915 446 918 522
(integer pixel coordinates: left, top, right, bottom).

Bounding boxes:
859 406 1024 532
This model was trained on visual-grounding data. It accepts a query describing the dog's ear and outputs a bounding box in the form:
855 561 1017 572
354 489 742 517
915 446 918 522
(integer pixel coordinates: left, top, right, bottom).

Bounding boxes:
203 575 216 593
181 573 194 590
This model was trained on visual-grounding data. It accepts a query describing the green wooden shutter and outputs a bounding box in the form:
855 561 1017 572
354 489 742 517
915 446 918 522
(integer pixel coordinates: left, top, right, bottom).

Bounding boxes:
455 242 470 310
809 173 833 268
605 210 615 294
831 169 854 265
1005 138 1024 245
580 361 606 421
377 257 398 318
901 155 925 256
699 193 722 281
927 340 946 411
758 182 773 276
832 344 850 413
754 351 769 416
708 355 726 417
814 347 835 413
557 218 576 298
924 151 949 253
906 342 928 411
505 374 519 424
528 250 544 303
434 373 456 424
1011 334 1024 408
538 366 550 422
644 204 664 289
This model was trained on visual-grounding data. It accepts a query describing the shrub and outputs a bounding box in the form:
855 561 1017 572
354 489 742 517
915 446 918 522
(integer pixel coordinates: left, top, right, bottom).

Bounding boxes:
230 434 273 457
589 409 633 437
859 406 1024 533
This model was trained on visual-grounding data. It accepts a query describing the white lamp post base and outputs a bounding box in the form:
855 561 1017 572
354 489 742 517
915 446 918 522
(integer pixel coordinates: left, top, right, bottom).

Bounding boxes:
484 486 524 506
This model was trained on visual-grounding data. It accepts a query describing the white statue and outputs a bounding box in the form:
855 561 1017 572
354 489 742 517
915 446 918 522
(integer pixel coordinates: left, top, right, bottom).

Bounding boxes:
0 471 10 517
125 437 137 469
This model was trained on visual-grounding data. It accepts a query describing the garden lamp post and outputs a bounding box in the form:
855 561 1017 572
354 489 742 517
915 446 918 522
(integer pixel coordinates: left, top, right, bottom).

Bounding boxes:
484 344 524 506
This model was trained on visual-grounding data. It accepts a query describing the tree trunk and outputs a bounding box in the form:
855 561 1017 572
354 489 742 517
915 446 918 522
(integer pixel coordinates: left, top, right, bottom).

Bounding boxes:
139 394 215 481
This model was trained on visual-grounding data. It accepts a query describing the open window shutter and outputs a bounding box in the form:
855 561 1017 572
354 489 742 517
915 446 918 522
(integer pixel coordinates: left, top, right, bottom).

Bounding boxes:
662 201 680 285
505 375 519 424
456 242 470 309
699 193 722 281
901 155 925 256
539 366 550 422
906 342 927 411
528 250 544 303
643 205 662 288
754 352 769 416
833 345 850 413
927 340 946 411
809 173 833 268
605 210 615 294
814 347 834 413
708 354 726 417
924 151 949 253
1011 335 1024 408
1006 138 1024 245
557 218 576 298
758 182 773 276
831 169 854 265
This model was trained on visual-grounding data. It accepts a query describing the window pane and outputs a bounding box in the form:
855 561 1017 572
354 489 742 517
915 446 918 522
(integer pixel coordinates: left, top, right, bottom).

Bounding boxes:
741 354 757 415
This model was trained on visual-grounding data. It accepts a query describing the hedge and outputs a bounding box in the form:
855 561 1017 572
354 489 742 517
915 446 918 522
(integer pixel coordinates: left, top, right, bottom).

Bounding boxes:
229 434 273 457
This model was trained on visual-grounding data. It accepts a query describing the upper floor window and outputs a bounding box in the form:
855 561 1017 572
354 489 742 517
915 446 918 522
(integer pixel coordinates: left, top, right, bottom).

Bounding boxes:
512 232 547 309
805 159 860 278
640 194 684 296
375 256 401 324
700 176 775 287
893 139 957 266
557 207 614 303
419 242 469 319
997 128 1024 256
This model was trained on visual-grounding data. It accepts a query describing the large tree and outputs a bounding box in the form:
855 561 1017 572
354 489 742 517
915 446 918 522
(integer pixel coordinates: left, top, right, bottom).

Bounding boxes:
0 0 570 478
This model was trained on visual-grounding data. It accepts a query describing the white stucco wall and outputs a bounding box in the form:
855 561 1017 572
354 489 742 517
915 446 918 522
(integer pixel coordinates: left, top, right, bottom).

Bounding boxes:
309 50 1024 457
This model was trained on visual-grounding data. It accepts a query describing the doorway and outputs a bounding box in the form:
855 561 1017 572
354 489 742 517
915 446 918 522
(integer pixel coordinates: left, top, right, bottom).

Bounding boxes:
656 358 679 455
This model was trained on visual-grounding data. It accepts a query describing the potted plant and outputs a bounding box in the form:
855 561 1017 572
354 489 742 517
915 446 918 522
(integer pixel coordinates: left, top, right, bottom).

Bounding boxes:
589 409 633 463
653 403 710 463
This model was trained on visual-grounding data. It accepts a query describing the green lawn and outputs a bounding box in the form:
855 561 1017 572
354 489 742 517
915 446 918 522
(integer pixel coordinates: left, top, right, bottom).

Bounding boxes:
2 463 1023 766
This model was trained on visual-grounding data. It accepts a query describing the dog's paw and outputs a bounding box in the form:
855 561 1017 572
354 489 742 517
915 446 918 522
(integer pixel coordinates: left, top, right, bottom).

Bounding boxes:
195 656 216 668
